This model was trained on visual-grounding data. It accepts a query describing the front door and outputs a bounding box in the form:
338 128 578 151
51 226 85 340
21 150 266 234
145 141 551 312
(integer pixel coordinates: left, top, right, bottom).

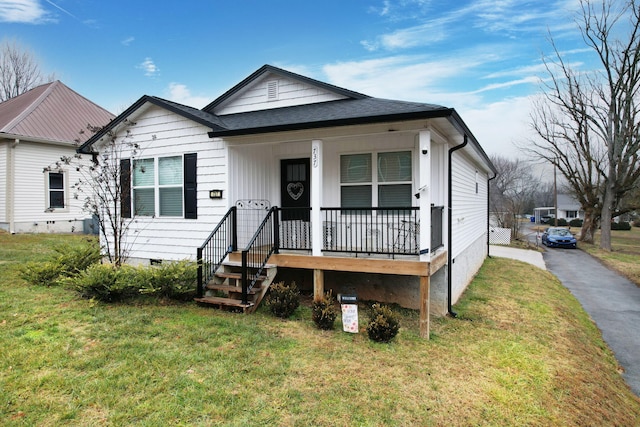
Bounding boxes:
281 158 310 221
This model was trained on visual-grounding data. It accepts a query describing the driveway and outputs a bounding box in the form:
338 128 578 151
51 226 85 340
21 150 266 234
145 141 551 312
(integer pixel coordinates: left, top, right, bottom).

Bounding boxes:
543 247 640 396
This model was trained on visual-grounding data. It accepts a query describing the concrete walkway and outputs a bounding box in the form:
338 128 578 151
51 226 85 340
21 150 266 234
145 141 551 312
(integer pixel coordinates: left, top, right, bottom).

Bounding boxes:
489 245 546 270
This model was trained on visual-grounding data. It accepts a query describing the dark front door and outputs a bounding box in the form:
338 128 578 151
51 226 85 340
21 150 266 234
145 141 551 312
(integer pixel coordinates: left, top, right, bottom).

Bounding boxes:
281 158 310 221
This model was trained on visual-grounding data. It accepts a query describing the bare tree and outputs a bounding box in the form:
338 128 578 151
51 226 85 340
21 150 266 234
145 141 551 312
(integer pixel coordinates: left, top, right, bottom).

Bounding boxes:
489 155 540 240
45 122 140 266
0 39 51 101
526 0 640 249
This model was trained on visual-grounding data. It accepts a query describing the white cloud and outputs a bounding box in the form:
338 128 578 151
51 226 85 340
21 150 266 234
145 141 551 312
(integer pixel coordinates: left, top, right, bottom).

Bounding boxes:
166 83 211 109
459 96 534 159
121 36 135 46
0 0 52 23
137 57 159 77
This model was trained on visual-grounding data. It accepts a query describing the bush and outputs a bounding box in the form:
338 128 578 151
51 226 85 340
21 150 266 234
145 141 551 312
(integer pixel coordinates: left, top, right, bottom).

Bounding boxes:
20 240 101 286
312 291 338 330
556 218 568 226
69 263 138 302
366 303 400 343
633 219 640 228
611 221 632 231
265 281 300 318
569 218 583 227
138 261 198 301
20 261 64 287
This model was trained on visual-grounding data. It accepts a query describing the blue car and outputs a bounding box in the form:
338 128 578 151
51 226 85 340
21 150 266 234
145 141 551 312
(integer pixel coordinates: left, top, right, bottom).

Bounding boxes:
542 227 577 248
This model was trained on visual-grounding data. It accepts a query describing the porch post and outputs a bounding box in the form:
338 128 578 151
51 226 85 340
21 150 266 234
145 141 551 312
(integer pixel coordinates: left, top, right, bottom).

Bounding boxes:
419 275 430 339
311 139 323 256
418 130 432 262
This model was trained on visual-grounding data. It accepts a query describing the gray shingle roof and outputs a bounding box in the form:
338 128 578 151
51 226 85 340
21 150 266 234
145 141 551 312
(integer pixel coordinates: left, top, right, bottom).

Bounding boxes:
208 97 451 137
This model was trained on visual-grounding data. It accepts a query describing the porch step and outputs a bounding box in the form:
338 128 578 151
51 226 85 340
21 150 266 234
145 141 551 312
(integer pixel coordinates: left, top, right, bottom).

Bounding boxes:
205 283 259 295
194 296 254 311
222 260 276 269
215 271 267 282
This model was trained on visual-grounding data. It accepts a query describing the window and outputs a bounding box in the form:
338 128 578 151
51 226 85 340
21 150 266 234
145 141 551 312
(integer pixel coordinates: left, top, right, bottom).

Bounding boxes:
566 210 578 219
340 151 412 208
132 156 183 217
47 171 65 209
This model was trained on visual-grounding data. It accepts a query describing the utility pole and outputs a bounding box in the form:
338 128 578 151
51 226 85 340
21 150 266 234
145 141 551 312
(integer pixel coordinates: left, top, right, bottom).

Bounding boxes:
554 161 558 227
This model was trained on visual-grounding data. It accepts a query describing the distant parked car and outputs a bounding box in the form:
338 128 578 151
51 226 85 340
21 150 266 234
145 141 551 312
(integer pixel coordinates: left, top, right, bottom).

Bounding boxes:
542 227 577 249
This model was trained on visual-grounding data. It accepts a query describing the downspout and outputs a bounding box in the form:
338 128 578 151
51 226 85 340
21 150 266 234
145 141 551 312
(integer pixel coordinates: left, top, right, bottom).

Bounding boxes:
487 172 498 257
447 134 468 318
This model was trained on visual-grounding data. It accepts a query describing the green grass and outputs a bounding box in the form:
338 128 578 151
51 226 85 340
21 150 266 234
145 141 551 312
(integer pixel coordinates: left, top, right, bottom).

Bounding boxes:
2 231 640 426
582 226 640 286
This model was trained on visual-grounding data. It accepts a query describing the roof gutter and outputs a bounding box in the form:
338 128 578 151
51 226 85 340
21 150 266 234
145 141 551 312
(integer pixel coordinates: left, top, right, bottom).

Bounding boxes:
447 134 468 318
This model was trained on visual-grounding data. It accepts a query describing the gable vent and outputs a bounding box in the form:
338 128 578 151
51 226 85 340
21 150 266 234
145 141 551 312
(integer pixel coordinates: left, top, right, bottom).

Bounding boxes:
266 80 279 101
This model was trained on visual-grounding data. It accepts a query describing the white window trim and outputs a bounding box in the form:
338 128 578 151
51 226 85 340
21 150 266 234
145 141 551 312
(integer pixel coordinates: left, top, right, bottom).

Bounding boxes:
44 169 69 213
132 155 184 218
340 150 414 208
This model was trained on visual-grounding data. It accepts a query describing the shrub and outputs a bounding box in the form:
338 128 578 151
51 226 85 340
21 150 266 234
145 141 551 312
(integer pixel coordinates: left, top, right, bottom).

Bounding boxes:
633 219 640 228
138 261 198 301
20 240 101 286
68 263 139 302
265 281 300 318
312 291 338 330
366 304 400 343
611 221 632 231
569 218 583 227
556 218 568 226
20 261 64 287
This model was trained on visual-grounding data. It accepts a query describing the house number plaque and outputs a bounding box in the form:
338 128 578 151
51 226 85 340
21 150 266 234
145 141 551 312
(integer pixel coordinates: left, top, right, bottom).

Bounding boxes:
312 146 319 168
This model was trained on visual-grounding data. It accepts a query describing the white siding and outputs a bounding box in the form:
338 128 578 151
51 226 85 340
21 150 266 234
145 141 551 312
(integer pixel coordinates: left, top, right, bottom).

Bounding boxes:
215 73 348 115
0 141 7 224
451 150 489 259
105 106 228 263
448 149 490 304
12 141 90 233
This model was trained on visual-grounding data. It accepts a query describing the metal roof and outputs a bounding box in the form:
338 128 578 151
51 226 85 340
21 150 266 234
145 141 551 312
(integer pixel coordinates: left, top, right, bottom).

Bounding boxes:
0 81 114 144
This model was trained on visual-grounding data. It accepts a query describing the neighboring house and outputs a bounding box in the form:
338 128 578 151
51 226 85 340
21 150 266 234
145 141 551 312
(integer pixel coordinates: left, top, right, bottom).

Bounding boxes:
79 65 496 337
534 193 584 223
0 81 114 233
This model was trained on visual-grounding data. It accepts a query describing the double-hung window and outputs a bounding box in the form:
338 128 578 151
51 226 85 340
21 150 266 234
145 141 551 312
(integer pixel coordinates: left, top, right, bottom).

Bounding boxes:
47 171 65 209
340 151 412 208
132 156 184 217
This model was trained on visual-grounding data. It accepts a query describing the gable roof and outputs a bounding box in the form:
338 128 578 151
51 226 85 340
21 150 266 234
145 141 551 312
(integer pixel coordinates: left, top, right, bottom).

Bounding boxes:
202 64 369 113
77 95 226 154
78 64 496 175
0 81 114 144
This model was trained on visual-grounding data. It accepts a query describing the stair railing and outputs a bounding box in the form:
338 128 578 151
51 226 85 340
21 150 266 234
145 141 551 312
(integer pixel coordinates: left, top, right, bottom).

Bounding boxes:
241 206 279 304
197 207 237 298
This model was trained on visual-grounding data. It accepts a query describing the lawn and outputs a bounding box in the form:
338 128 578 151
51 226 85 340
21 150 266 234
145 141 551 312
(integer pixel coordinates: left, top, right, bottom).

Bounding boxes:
1 232 640 426
581 226 640 286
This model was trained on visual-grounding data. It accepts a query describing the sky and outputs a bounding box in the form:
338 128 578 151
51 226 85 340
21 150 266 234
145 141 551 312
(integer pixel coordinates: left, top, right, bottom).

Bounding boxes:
0 0 607 159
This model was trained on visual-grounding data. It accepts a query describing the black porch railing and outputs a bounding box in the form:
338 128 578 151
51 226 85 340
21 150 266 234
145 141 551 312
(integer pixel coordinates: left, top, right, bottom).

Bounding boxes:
321 207 420 255
240 207 279 304
431 205 444 251
197 205 446 298
197 207 237 298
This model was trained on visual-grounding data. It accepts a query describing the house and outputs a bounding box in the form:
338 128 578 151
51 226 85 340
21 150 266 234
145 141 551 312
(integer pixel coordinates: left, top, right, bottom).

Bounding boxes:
0 81 114 233
534 193 584 223
79 65 496 337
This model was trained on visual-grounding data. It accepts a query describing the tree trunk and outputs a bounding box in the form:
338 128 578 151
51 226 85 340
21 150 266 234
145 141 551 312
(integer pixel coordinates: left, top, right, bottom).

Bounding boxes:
580 208 598 243
599 185 615 251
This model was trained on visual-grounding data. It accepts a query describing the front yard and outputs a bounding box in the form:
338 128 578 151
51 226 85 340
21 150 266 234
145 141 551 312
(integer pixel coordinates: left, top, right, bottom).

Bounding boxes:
1 232 639 426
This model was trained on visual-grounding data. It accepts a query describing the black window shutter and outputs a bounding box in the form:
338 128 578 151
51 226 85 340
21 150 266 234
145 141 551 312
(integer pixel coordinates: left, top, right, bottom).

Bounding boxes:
184 153 197 219
120 159 132 218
